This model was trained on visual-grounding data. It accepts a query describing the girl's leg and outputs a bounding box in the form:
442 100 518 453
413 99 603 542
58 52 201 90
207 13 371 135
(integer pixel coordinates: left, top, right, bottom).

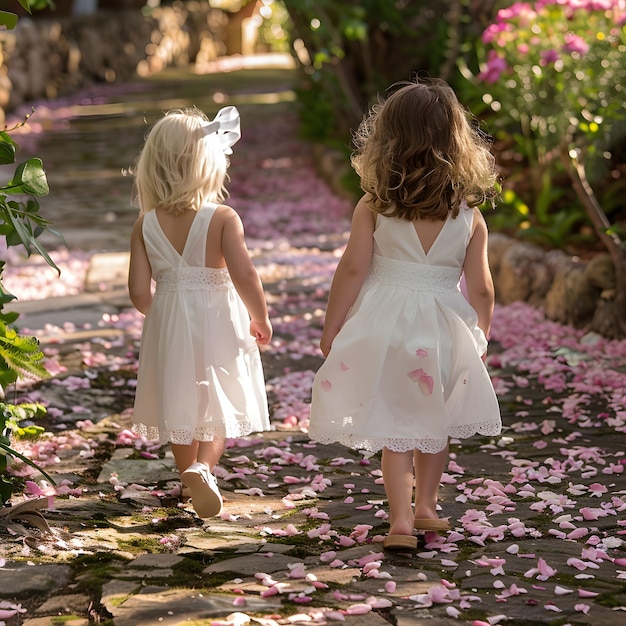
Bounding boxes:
170 441 199 476
413 443 449 520
381 447 415 536
179 437 225 518
197 436 226 472
170 437 226 475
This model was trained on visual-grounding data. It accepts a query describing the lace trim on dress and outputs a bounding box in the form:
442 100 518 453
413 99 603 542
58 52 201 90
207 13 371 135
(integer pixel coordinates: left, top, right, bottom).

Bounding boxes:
309 419 502 454
132 423 162 442
155 267 232 294
368 254 461 292
133 419 256 445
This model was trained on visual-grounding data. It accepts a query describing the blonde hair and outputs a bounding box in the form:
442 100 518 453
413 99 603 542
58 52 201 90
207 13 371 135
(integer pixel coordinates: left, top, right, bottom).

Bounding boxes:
133 108 229 215
351 77 498 220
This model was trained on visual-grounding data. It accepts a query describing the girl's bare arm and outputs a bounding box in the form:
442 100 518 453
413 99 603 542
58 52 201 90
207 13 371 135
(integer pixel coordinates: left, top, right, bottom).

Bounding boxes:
128 216 153 315
221 207 272 344
320 195 376 356
463 207 495 342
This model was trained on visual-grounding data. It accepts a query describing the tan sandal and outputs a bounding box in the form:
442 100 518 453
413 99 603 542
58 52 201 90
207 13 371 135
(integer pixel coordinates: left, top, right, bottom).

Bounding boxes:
413 518 451 532
383 534 418 550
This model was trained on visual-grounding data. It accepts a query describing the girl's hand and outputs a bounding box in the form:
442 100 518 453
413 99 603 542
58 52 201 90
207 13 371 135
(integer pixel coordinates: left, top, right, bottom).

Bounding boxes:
251 318 273 345
320 329 338 358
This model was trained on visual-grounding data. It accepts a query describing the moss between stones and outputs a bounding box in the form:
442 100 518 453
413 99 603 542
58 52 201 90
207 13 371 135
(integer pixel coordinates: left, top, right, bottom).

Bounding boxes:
71 552 130 594
116 536 165 554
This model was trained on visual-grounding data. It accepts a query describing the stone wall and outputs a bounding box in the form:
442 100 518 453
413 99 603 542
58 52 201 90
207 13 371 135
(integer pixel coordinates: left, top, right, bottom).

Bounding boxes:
488 233 616 334
0 2 228 124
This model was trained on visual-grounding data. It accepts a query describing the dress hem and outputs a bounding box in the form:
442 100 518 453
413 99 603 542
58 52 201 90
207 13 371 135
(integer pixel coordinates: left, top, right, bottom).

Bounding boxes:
308 420 502 454
132 422 271 445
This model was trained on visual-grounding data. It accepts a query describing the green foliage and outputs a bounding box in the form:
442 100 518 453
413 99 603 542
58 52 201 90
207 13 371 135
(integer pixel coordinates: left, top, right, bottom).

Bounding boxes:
280 0 469 144
0 402 52 504
466 0 626 248
0 321 48 388
0 0 53 29
0 112 62 505
0 3 69 502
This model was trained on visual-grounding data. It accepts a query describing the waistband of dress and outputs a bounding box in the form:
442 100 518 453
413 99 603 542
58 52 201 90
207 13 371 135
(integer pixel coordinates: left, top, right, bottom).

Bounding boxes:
367 254 461 292
155 266 232 293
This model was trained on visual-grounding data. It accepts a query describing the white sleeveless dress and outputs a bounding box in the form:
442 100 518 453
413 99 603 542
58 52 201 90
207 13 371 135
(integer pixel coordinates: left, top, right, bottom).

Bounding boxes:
132 204 270 445
308 208 501 454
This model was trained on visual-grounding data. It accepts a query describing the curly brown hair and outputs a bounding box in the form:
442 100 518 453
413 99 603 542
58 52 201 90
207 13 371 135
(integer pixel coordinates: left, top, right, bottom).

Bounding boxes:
351 77 498 221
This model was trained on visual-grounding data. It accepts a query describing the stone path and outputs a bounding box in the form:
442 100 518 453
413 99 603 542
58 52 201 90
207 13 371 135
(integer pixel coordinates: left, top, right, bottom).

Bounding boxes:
1 61 625 626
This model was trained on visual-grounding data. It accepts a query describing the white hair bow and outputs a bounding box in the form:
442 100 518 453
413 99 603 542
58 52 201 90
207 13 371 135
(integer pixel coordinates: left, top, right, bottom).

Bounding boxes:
202 106 241 155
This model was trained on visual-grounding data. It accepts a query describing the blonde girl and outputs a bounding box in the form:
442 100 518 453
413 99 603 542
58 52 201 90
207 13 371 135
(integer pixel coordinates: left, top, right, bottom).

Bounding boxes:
128 106 272 519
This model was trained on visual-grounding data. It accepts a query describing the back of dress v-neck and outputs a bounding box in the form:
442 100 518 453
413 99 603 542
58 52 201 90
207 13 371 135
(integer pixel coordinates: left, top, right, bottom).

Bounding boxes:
149 205 216 267
153 210 199 261
412 217 449 257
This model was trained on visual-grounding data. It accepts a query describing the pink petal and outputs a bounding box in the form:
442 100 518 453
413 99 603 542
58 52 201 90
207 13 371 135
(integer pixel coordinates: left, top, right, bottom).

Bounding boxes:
321 379 332 392
320 551 336 563
537 557 557 578
407 368 425 383
419 372 434 395
324 610 346 622
0 610 18 620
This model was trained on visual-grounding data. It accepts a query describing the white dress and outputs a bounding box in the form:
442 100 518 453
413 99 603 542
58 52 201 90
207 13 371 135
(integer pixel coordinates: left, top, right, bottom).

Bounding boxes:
308 208 501 454
132 204 270 445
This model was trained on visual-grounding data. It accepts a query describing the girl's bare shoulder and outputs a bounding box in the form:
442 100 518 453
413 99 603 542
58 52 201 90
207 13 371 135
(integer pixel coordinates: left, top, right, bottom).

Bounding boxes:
213 203 240 222
210 204 245 238
131 213 146 235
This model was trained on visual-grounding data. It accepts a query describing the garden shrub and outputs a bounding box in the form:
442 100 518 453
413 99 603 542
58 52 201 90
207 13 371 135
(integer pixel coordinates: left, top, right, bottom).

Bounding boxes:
468 0 626 250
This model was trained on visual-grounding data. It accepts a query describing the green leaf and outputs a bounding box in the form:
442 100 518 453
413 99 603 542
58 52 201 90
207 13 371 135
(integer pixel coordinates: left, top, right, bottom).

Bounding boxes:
0 321 49 382
0 311 19 325
17 1 32 14
4 159 49 196
0 11 19 30
0 134 16 165
0 291 17 307
45 227 67 247
5 230 25 249
25 199 40 214
29 235 61 275
4 207 33 252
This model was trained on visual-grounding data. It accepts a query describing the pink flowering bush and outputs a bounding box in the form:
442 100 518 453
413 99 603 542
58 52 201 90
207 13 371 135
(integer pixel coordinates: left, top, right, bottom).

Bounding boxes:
473 0 626 230
472 0 626 336
478 1 625 145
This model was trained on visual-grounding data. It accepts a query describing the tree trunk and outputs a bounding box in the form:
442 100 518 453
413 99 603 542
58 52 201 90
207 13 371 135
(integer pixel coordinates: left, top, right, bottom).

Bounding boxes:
563 150 626 338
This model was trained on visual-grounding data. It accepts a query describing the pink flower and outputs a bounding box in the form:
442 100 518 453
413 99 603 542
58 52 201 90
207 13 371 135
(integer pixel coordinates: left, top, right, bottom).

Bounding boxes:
498 2 536 23
563 32 589 55
540 48 560 65
478 51 509 84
